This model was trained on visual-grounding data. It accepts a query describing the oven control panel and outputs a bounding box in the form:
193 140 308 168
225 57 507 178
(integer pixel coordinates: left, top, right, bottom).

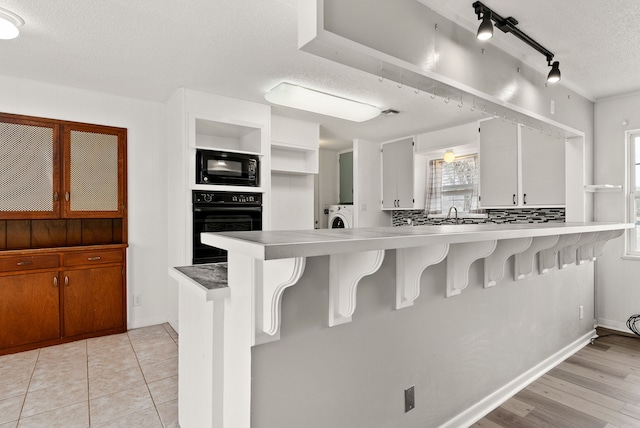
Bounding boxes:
193 190 262 206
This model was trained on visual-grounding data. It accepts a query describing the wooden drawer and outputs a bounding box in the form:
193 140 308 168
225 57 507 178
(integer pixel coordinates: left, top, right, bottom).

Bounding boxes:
63 249 123 267
0 254 60 273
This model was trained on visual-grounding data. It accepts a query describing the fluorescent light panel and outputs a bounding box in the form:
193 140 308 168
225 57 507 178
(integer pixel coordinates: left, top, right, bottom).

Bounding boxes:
265 83 380 122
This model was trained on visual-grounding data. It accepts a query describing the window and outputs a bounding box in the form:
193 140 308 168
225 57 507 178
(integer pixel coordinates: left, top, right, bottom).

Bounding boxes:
628 133 640 256
425 154 480 213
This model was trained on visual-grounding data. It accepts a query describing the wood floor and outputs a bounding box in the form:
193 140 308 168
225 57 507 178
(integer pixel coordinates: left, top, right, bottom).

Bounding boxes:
472 330 640 428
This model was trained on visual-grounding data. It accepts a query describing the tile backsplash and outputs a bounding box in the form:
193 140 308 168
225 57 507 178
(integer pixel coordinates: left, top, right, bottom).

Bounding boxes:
392 208 565 227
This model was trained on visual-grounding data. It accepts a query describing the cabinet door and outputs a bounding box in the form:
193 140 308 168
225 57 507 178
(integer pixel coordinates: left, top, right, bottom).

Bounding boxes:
520 126 565 206
393 139 415 208
0 116 61 219
63 266 124 337
0 271 60 350
381 143 397 209
63 124 126 218
479 119 518 207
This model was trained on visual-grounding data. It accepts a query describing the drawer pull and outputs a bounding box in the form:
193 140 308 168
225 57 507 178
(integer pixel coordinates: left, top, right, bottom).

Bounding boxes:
16 261 33 266
65 276 69 286
53 277 58 288
87 256 102 261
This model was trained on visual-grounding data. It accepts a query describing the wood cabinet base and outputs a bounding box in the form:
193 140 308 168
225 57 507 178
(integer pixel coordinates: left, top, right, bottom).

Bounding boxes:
0 245 127 356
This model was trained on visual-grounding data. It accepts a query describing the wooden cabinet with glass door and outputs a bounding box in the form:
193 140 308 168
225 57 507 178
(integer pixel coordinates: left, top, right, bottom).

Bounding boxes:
0 112 127 355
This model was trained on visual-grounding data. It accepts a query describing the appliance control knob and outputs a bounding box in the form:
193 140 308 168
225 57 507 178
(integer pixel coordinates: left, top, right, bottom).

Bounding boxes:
203 194 213 203
203 176 209 182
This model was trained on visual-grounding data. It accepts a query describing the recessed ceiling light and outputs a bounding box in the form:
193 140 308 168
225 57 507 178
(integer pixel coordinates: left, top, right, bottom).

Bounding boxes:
265 82 380 122
0 7 24 40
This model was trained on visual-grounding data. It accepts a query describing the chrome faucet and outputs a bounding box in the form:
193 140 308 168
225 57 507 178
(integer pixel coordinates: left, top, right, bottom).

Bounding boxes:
446 206 458 224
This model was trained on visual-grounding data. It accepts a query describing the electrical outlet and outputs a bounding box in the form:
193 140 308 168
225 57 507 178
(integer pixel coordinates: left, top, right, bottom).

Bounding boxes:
404 385 415 412
579 305 584 320
550 100 555 115
134 295 142 306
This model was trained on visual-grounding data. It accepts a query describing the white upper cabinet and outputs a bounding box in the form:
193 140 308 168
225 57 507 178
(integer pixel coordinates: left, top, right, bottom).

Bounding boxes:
520 125 565 206
479 118 565 208
381 137 425 210
479 119 519 207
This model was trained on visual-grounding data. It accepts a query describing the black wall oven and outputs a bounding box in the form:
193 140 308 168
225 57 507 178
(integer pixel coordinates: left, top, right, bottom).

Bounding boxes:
192 190 262 264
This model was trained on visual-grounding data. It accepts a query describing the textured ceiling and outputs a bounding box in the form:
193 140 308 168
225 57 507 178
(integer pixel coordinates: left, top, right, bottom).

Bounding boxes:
0 1 638 149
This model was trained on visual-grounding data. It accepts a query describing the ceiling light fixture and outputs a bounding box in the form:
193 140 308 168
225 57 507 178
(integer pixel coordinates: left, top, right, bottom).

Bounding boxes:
472 1 561 84
264 82 381 122
0 7 24 40
443 151 456 163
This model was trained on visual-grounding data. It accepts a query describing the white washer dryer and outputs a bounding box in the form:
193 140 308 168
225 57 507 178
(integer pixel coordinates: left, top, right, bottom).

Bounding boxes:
328 204 353 228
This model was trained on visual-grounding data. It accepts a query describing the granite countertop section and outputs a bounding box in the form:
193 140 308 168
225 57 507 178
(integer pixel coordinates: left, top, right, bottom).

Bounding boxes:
175 263 228 290
200 222 633 261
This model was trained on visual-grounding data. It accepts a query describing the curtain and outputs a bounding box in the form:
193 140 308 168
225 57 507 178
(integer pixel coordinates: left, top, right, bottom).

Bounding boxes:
424 159 442 214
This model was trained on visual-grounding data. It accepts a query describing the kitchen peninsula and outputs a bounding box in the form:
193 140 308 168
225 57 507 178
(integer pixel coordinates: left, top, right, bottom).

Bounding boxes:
171 222 631 428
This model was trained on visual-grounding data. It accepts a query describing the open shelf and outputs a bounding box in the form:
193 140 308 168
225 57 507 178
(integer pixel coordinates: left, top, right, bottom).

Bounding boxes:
270 142 318 175
193 117 263 154
584 184 623 193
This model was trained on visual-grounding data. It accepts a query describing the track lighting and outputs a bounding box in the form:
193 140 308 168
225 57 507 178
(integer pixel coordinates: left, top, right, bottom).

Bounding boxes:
476 10 493 41
547 61 561 83
472 1 561 83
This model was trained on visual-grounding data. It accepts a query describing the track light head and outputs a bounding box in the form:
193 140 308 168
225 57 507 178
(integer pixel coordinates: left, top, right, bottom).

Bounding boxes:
547 61 561 83
477 11 493 40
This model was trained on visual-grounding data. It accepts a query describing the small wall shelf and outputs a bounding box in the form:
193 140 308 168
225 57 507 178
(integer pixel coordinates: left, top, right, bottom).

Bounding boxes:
270 142 319 175
584 184 623 192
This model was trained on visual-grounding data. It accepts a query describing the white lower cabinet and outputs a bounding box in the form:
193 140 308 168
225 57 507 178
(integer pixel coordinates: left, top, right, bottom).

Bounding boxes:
479 118 565 208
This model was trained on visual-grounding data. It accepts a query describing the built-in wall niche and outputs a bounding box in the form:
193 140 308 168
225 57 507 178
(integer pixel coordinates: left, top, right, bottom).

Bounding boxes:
194 117 262 155
0 219 124 250
270 143 318 174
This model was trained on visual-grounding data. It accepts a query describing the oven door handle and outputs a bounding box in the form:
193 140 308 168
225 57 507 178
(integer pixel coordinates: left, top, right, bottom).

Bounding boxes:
194 206 262 213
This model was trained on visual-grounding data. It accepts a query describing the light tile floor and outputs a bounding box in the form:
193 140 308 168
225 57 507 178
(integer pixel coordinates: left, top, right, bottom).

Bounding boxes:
0 323 179 427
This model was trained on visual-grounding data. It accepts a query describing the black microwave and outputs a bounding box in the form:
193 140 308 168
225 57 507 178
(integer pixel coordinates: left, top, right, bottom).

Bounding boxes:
196 149 259 187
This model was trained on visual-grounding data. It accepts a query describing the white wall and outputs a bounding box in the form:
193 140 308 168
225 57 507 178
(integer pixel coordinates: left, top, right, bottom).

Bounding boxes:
271 173 315 230
251 253 596 427
353 139 390 227
594 92 640 331
415 122 478 154
0 75 169 329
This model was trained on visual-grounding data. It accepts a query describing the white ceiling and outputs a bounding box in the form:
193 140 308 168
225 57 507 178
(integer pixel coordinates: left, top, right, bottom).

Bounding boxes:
1 1 639 150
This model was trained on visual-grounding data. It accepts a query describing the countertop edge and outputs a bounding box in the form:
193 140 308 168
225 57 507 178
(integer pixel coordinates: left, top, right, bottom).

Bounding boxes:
200 222 633 261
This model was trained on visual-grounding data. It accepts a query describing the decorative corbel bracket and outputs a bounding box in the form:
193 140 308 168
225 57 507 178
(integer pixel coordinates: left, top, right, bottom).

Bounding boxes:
539 233 581 273
484 238 532 288
559 232 597 268
254 257 306 345
578 229 624 263
329 250 385 326
396 244 449 309
514 235 559 280
446 240 497 297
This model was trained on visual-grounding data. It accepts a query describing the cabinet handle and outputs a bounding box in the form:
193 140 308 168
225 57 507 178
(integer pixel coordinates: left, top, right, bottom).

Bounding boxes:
87 256 102 261
65 276 69 286
16 261 33 266
523 194 527 205
53 192 59 202
65 192 70 201
53 277 58 288
512 194 516 205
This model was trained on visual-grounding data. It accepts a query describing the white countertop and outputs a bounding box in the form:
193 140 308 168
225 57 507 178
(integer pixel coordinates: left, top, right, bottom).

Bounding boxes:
201 222 632 260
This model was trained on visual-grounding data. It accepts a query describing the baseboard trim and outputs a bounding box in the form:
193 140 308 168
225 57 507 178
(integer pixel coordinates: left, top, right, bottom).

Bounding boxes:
438 329 596 428
597 318 631 334
128 315 170 330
